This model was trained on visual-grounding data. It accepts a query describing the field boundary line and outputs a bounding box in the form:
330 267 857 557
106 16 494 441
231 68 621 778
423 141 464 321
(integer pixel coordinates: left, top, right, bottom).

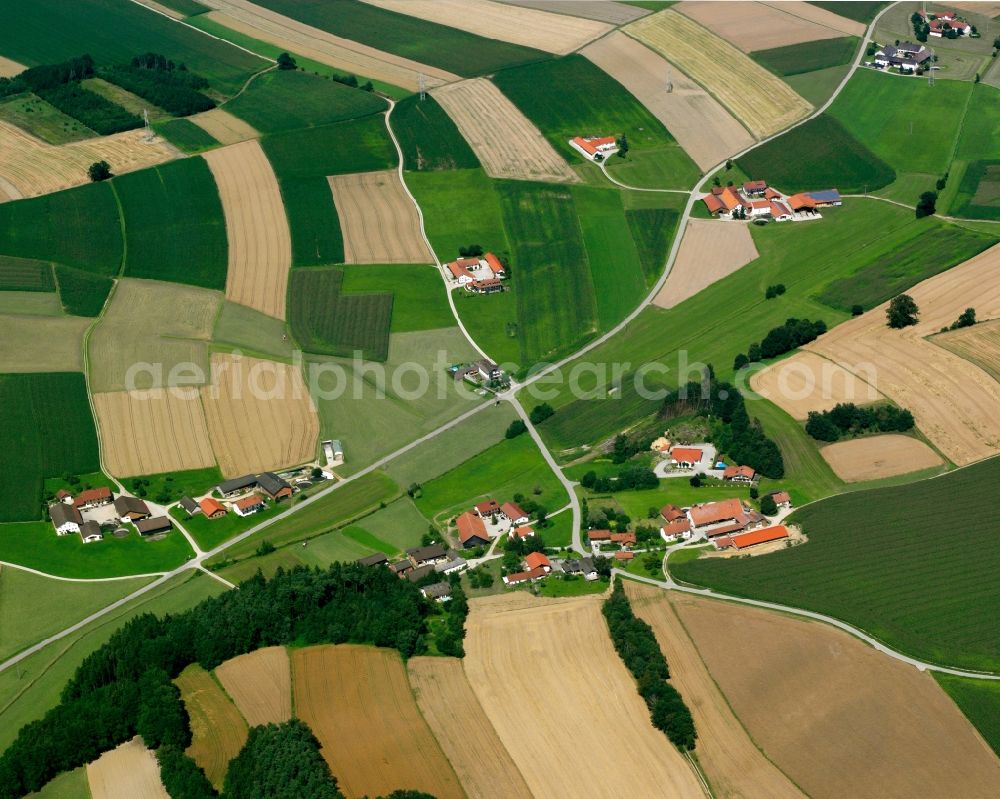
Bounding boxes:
199 565 235 589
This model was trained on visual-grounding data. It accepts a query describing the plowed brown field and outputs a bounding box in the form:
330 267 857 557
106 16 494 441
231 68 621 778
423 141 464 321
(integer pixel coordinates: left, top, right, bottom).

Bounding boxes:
328 170 434 264
820 434 944 481
0 120 176 202
407 657 532 799
654 220 759 309
292 645 463 799
176 664 248 789
464 592 703 799
189 108 259 145
86 737 169 799
361 0 611 54
750 351 882 419
671 591 1000 799
759 1 866 35
625 583 805 799
627 10 811 139
201 352 318 477
582 31 753 169
433 78 578 183
204 140 291 319
214 645 291 727
197 1 458 90
808 243 1000 465
0 314 90 373
93 389 216 477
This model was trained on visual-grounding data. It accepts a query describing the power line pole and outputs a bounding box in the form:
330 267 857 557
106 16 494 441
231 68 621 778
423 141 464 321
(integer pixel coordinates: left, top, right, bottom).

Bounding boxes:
419 74 426 101
665 64 673 93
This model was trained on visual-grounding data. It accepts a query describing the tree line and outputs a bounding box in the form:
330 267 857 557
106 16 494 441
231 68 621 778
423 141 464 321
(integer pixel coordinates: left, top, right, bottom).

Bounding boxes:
733 318 827 370
805 402 915 442
102 52 215 117
580 464 659 494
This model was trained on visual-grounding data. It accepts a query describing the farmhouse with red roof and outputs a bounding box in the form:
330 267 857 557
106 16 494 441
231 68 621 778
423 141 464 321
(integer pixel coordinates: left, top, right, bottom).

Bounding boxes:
716 524 790 551
457 511 490 548
569 135 618 161
669 446 703 469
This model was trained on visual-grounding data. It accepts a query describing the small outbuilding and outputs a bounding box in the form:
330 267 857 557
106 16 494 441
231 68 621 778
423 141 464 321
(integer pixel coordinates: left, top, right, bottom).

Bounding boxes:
136 516 172 536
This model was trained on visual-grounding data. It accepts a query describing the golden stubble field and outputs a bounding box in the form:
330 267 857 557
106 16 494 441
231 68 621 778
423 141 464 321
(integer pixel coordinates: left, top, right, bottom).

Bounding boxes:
432 78 578 183
328 169 434 264
292 644 464 799
464 592 704 798
0 56 24 77
654 220 759 309
582 31 754 170
86 737 169 799
189 108 259 146
933 317 1000 384
214 645 292 727
819 433 944 481
626 10 812 139
669 590 1000 798
203 140 292 319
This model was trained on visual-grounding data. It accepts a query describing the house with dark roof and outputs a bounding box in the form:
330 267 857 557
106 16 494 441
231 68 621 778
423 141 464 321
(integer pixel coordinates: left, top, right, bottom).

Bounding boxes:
743 180 767 196
49 502 82 535
469 277 503 295
114 495 150 521
389 560 413 576
79 520 104 544
874 42 931 70
407 564 438 583
407 544 449 566
179 496 200 515
136 516 172 536
257 472 292 501
357 552 389 567
436 552 469 574
217 475 257 497
477 359 501 381
421 581 453 602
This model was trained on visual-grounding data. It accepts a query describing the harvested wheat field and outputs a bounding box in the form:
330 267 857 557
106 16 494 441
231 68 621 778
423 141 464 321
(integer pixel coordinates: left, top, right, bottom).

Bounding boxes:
627 10 811 139
677 1 862 52
670 591 1000 799
189 108 259 145
0 56 24 78
465 592 703 799
197 1 457 90
934 317 1000 384
86 737 169 799
328 170 432 264
820 434 944 481
952 1 1000 16
433 78 578 183
201 352 318 477
0 120 176 201
204 141 291 319
808 244 1000 465
625 583 805 799
135 0 186 19
582 32 753 169
654 220 759 309
750 351 882 419
292 645 463 799
0 314 90 373
176 664 249 789
362 0 611 54
500 0 649 24
93 389 215 477
407 657 531 799
215 646 291 727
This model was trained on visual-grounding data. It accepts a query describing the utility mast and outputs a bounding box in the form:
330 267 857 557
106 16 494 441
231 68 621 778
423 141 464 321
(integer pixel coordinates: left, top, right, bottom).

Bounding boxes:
419 74 426 101
665 64 673 93
143 108 153 142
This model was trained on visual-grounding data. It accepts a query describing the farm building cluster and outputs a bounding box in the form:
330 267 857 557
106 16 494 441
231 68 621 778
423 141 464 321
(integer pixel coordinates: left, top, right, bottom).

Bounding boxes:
504 551 601 586
701 180 841 221
919 9 973 37
871 41 932 72
454 499 533 548
448 357 509 390
48 486 172 543
176 471 298 524
569 135 619 162
356 544 469 602
445 251 508 294
657 492 792 552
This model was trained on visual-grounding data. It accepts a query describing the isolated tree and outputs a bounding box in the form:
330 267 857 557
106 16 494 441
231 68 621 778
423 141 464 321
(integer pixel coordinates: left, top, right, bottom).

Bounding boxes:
915 190 937 218
276 51 297 70
689 475 702 488
760 494 778 516
887 294 919 329
951 307 977 330
851 304 864 317
505 419 527 438
725 158 733 170
529 402 554 424
88 160 112 182
616 134 629 157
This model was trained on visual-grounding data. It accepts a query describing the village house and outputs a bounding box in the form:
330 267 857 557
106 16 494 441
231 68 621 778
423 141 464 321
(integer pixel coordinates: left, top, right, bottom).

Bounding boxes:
769 490 793 510
502 502 529 525
611 532 636 549
874 41 931 70
217 474 257 498
660 504 686 523
743 180 767 196
689 498 748 529
73 487 112 510
569 135 618 161
49 502 83 535
257 472 293 502
669 446 703 470
920 10 972 36
484 252 506 277
525 552 552 573
436 551 469 574
179 496 200 515
723 464 756 483
79 520 104 544
469 277 503 295
233 494 265 517
357 552 389 567
716 524 789 551
660 518 693 543
199 497 227 519
562 557 599 580
477 359 502 382
114 495 150 522
503 551 553 585
323 438 345 465
457 510 491 548
407 544 449 567
389 560 413 577
421 581 453 602
407 564 437 583
614 550 634 562
136 516 172 536
587 529 612 545
509 525 534 541
446 259 476 284
474 499 503 519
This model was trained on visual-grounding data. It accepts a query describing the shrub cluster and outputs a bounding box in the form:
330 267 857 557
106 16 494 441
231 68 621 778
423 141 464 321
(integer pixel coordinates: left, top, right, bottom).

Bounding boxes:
529 402 554 424
581 464 658 494
602 583 696 750
733 318 827 370
805 402 915 442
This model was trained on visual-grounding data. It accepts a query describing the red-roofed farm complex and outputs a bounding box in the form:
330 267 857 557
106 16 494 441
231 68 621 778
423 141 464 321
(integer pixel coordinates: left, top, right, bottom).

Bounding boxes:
444 251 508 294
569 135 619 162
701 180 840 223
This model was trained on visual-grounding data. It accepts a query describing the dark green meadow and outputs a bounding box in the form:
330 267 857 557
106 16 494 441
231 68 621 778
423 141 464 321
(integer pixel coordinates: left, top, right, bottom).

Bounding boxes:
751 36 858 76
934 675 1000 756
674 456 1000 672
53 265 113 316
0 256 55 292
153 118 219 154
951 160 1000 221
116 157 228 289
340 264 454 333
626 206 680 286
0 373 101 522
808 1 886 23
391 94 479 172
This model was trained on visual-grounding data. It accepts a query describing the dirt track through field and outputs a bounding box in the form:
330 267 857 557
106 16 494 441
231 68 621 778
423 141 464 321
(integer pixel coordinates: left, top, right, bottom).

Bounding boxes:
677 1 863 52
500 0 649 24
750 351 883 419
819 434 943 481
465 592 703 798
0 56 25 77
86 737 169 799
625 584 806 799
292 645 464 799
201 352 319 477
189 108 259 145
407 657 532 799
807 243 1000 465
0 120 176 202
432 78 578 183
626 10 812 139
361 0 611 54
654 220 759 308
671 591 1000 798
93 389 216 477
176 665 249 789
0 314 90 373
197 1 458 90
215 646 291 726
582 32 753 170
204 140 291 319
328 170 434 264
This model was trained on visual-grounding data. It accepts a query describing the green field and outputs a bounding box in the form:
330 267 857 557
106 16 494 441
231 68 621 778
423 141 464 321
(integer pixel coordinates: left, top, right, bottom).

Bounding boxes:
170 501 282 552
751 37 858 76
289 267 393 360
213 301 295 361
0 567 151 662
674 456 1000 671
252 0 550 76
340 264 453 332
0 94 94 144
154 0 210 15
454 288 522 368
0 292 64 316
26 766 91 799
783 64 852 107
391 94 479 171
625 204 682 286
934 674 1000 757
52 265 113 317
154 118 220 153
0 372 101 522
0 0 263 95
226 68 386 134
124 466 223 506
736 114 894 193
116 157 228 289
343 496 428 554
0 256 55 292
0 182 122 275
808 1 886 23
492 55 699 188
950 160 1000 220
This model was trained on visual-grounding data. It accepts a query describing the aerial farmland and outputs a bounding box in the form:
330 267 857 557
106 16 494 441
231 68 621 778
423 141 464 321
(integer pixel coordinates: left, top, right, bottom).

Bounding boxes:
1 0 999 796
